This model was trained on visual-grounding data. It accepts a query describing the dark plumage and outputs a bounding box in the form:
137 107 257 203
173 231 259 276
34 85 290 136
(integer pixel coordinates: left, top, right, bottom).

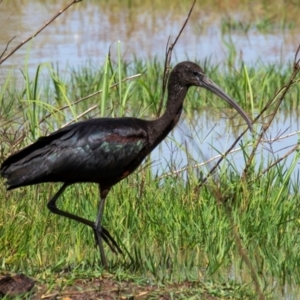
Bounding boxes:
0 61 252 267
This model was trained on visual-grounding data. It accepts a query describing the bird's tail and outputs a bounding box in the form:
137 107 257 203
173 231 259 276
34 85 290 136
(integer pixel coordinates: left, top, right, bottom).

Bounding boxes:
1 142 51 190
1 158 49 190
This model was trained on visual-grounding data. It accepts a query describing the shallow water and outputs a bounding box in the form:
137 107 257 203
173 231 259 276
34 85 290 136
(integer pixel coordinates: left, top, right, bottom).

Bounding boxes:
153 109 300 182
0 0 299 82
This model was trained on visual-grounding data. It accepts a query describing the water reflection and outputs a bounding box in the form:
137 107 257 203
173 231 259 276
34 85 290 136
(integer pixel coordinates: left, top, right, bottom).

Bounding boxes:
0 0 299 84
154 109 300 181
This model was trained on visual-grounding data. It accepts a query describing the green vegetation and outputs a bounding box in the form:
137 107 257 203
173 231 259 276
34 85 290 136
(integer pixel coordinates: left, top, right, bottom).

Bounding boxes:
1 0 300 298
0 51 300 299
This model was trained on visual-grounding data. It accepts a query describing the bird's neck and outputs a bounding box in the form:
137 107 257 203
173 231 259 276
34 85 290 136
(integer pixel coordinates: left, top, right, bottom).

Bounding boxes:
149 85 188 146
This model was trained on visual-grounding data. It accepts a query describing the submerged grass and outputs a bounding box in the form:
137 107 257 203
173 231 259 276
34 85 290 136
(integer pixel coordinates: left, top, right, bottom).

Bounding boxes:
1 53 300 299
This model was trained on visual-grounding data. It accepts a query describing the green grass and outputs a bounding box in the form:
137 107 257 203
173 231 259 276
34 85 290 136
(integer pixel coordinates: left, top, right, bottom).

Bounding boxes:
1 155 300 298
0 53 300 299
1 57 299 134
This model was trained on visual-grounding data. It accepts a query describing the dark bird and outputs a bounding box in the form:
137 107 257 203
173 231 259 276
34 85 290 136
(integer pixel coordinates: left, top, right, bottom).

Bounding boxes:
0 61 252 267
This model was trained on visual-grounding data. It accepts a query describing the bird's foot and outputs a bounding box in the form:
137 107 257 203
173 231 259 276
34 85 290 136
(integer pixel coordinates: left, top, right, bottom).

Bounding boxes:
93 226 123 256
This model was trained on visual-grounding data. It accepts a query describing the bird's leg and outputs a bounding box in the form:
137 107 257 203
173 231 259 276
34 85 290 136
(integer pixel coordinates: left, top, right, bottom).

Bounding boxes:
93 186 109 268
47 183 122 260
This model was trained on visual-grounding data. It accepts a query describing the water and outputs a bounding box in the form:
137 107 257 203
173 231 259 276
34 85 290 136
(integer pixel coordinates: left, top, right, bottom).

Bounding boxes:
0 1 299 181
153 110 300 182
0 0 299 81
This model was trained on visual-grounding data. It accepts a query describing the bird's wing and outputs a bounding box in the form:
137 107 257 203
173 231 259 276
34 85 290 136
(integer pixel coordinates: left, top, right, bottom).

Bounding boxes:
49 121 149 182
1 119 149 185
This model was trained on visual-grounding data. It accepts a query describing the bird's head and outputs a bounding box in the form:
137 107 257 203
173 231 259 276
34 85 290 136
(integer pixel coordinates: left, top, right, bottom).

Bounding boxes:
170 61 253 131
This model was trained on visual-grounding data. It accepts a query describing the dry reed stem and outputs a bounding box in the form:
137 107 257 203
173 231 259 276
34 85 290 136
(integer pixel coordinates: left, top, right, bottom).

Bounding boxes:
0 0 82 65
157 0 196 117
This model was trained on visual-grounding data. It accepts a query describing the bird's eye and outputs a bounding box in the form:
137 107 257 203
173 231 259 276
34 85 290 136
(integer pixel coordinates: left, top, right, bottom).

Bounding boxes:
193 71 198 76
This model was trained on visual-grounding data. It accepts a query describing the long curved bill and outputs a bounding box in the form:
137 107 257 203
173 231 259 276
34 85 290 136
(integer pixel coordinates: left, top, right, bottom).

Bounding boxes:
201 76 253 132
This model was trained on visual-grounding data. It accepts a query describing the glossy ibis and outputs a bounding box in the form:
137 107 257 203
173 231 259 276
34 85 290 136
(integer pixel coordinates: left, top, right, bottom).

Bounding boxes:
0 61 252 267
